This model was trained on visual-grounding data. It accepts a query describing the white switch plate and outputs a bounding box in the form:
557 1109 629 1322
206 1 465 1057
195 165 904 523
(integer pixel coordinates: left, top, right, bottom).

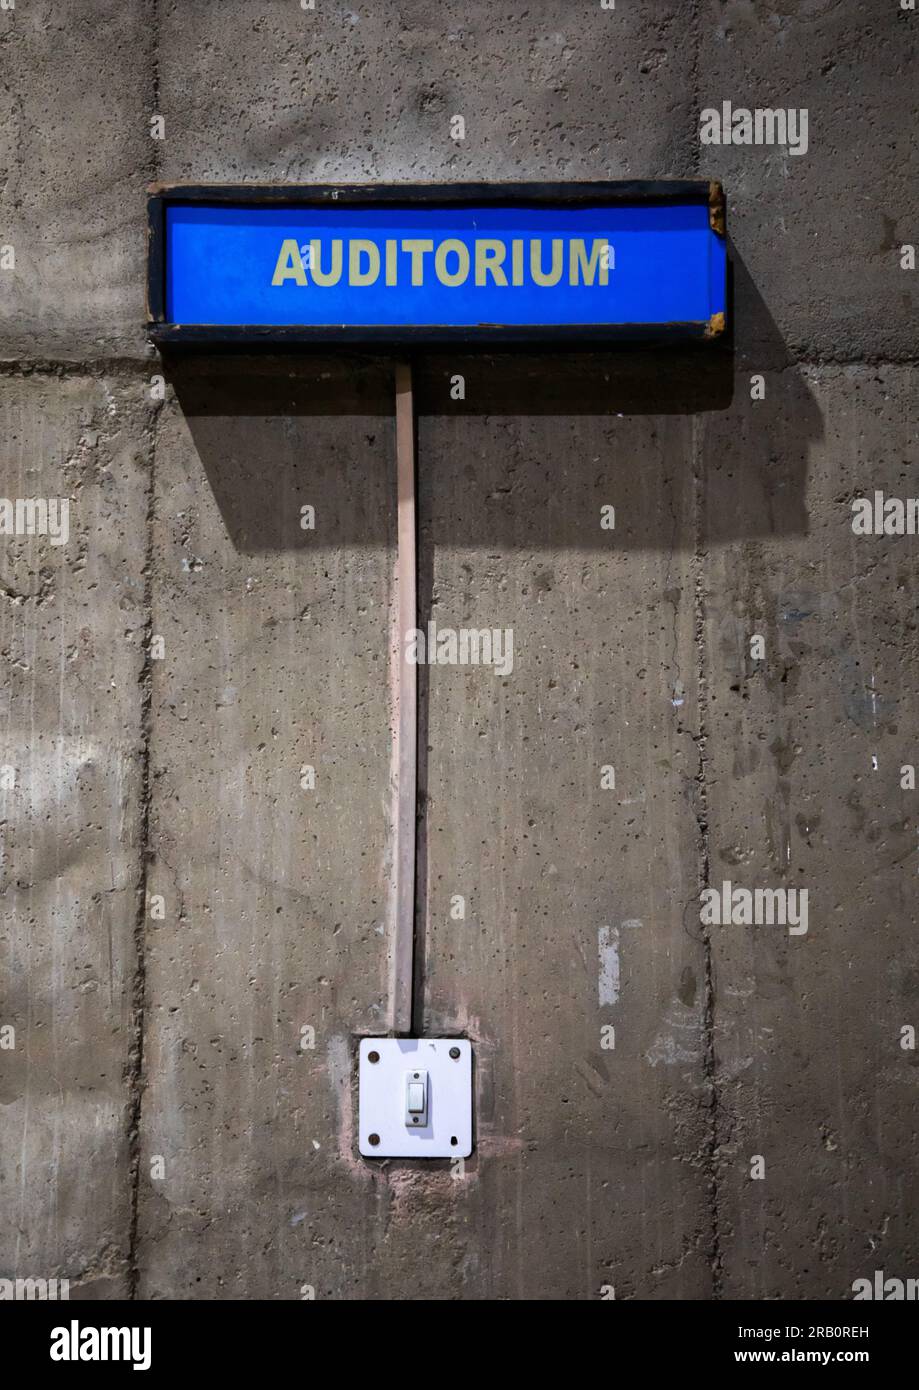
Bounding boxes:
358 1038 473 1158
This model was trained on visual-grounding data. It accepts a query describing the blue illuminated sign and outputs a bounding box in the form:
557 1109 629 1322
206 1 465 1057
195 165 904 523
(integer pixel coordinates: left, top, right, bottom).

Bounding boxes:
149 184 727 344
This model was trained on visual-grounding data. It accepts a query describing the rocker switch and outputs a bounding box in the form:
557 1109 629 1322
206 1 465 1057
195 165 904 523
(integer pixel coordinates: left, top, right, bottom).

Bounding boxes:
405 1071 428 1126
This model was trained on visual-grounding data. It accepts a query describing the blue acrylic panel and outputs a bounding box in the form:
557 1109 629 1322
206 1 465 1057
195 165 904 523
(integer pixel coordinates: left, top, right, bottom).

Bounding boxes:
163 201 726 335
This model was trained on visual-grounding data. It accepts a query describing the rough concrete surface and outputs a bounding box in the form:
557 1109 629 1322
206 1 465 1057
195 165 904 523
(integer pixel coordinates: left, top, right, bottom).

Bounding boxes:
0 0 917 1301
0 1 153 360
0 375 151 1296
702 364 919 1298
699 2 919 364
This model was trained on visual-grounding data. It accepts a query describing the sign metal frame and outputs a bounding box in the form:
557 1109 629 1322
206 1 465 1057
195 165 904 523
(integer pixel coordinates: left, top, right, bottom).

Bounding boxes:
147 180 727 347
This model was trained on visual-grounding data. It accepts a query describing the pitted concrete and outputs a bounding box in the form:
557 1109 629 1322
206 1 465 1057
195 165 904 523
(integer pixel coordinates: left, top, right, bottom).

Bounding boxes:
0 374 151 1296
0 1 153 361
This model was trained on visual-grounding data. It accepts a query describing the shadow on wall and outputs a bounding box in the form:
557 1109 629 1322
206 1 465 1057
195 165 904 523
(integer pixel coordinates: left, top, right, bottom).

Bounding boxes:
162 246 823 552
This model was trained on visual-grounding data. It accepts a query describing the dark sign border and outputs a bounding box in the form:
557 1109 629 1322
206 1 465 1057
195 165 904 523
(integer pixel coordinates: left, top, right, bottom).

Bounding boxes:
147 181 726 347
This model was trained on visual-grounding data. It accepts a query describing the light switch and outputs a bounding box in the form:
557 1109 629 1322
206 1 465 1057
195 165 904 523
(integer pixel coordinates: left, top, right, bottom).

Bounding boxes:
407 1082 425 1112
404 1070 428 1126
359 1040 472 1158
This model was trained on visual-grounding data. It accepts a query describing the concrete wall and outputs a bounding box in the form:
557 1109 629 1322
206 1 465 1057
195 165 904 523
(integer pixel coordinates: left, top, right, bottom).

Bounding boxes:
1 0 916 1300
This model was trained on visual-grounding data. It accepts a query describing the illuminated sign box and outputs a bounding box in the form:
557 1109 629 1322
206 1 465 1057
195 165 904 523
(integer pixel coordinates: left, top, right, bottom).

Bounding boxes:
147 182 727 346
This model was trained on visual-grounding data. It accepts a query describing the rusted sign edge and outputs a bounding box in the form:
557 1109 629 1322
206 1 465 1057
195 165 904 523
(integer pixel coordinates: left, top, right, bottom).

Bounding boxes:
708 180 726 237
